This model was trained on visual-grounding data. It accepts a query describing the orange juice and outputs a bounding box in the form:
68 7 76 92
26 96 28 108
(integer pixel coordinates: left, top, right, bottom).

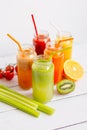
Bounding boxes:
17 44 36 90
56 31 74 61
44 42 64 84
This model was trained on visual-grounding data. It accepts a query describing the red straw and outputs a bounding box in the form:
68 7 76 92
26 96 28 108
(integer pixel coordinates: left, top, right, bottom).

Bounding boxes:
31 14 38 36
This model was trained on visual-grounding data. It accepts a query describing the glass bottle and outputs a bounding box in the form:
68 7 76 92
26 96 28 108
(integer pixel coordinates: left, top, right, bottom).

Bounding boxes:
55 31 74 61
33 30 50 55
44 41 64 84
17 44 36 90
32 55 54 103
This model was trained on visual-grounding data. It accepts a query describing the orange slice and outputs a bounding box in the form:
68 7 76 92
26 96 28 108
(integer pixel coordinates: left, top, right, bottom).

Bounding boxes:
64 59 84 81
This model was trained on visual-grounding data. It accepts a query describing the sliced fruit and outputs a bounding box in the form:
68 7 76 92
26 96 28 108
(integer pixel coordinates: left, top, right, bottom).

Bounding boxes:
63 59 84 81
56 79 75 94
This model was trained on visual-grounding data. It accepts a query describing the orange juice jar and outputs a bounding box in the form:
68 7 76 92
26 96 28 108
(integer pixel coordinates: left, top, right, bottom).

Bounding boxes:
17 44 36 90
55 31 74 61
44 42 64 85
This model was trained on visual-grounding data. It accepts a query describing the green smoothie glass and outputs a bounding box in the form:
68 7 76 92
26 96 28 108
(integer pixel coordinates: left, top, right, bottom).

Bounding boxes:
32 55 54 103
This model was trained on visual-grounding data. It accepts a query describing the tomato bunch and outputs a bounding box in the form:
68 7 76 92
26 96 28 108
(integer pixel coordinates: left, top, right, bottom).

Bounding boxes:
0 64 18 80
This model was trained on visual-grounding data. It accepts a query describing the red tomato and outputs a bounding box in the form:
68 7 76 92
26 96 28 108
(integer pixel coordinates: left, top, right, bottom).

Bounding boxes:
0 69 3 79
3 70 14 80
5 65 14 72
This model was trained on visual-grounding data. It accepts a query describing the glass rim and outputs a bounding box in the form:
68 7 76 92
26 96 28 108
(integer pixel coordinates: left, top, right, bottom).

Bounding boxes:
18 44 35 54
33 55 52 64
34 29 49 38
46 41 62 50
56 31 72 37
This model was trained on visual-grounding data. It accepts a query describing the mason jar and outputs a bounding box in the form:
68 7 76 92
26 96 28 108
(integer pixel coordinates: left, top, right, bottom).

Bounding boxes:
55 31 74 61
44 41 64 84
33 30 50 55
32 55 54 103
17 44 36 90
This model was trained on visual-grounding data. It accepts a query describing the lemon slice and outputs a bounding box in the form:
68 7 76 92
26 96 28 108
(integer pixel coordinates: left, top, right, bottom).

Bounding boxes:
64 59 84 81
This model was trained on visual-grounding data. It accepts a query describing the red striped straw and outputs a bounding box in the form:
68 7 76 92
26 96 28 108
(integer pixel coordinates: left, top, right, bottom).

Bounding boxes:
31 14 38 36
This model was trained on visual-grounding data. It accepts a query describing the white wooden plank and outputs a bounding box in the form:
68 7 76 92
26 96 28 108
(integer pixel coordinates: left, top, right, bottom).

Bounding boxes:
54 121 87 130
0 43 87 130
0 72 87 113
0 94 87 130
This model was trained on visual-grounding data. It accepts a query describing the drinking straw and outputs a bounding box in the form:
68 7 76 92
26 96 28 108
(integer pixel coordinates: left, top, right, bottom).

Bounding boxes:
49 46 72 59
50 22 62 37
31 14 38 36
7 34 23 51
58 37 74 44
55 37 74 48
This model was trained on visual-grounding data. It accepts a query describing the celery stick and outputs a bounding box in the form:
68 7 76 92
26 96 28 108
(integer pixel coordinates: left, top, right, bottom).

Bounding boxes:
0 84 55 115
0 92 40 117
0 88 37 110
0 86 38 109
29 98 55 115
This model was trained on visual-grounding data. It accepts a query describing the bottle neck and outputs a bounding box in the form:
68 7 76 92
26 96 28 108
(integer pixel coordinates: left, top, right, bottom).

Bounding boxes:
34 55 52 65
34 30 49 39
46 43 62 52
56 31 72 39
18 44 35 56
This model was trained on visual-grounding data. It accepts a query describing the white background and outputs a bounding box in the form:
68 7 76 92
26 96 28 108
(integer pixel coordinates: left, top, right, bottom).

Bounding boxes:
0 1 87 130
0 0 87 56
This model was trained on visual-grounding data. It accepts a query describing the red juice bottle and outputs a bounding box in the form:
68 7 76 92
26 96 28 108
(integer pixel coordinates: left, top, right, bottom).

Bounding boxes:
33 30 50 55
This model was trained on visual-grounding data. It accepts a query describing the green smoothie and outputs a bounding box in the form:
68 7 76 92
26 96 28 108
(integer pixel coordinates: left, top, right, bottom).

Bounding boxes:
32 56 54 103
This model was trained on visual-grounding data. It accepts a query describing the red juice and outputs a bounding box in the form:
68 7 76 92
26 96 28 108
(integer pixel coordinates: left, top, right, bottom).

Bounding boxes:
33 31 50 55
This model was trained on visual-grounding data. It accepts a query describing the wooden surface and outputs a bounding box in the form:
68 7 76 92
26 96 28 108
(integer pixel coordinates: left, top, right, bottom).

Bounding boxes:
0 43 87 130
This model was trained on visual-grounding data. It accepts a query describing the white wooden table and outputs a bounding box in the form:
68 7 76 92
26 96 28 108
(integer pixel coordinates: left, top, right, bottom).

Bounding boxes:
0 43 87 130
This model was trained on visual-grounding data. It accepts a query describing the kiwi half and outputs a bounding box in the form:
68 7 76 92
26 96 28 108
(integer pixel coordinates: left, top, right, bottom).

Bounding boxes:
56 79 75 94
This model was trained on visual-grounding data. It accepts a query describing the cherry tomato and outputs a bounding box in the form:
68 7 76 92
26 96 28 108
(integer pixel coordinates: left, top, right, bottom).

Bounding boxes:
5 65 14 72
3 70 14 80
0 69 4 79
15 65 18 73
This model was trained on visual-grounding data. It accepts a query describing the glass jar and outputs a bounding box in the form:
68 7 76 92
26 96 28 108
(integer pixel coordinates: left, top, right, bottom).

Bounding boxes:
44 41 64 84
55 31 74 61
17 44 36 90
33 30 50 55
32 55 54 103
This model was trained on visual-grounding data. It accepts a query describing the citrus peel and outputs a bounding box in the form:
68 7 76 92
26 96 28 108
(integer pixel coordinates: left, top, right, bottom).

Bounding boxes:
63 59 84 81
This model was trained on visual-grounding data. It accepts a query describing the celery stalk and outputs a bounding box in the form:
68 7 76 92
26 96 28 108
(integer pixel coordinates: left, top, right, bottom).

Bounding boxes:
0 85 38 109
0 84 55 115
29 98 55 115
0 92 40 117
0 88 37 110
